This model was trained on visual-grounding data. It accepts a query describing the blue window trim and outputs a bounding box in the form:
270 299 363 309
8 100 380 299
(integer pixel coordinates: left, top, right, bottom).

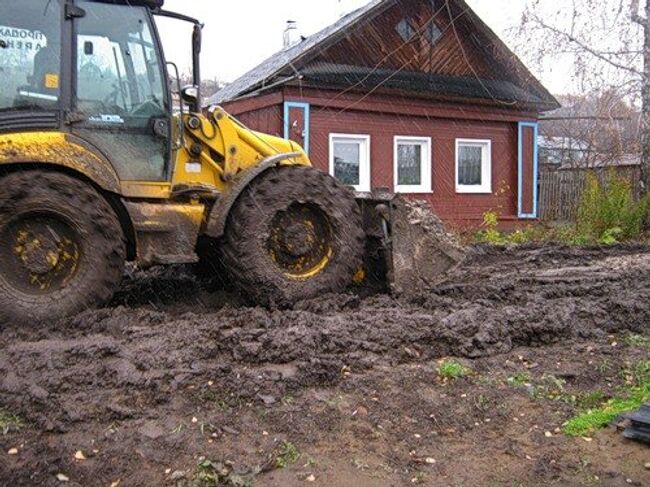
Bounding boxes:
517 121 539 219
283 101 311 155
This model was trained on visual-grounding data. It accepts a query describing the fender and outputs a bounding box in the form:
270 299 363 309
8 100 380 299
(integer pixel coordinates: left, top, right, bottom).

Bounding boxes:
205 152 303 238
0 131 121 193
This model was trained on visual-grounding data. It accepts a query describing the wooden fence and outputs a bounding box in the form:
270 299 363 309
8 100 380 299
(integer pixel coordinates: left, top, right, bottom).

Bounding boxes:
539 165 642 222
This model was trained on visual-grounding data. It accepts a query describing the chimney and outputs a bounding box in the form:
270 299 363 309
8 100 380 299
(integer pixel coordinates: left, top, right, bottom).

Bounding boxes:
283 20 300 48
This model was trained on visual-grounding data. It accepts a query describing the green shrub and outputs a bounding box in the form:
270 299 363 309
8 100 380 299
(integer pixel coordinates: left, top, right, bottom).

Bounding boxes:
576 172 649 243
476 211 506 245
475 211 537 245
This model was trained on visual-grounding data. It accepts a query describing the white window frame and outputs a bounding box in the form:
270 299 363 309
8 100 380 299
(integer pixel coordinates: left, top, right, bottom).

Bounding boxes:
393 136 432 193
455 138 492 194
329 133 371 192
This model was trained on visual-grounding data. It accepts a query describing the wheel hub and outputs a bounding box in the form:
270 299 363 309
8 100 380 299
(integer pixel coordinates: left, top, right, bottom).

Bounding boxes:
268 203 334 280
280 222 313 257
17 235 60 275
1 214 81 294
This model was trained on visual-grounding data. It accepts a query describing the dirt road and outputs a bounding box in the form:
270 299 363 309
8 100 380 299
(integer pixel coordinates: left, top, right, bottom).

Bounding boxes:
1 244 649 486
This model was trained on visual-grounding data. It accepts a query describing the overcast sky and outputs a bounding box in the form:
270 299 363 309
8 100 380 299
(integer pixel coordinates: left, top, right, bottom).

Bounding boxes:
157 0 572 94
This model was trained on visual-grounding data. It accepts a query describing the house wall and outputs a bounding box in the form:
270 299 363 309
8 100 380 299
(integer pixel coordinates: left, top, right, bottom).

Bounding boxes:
223 88 539 230
308 108 519 229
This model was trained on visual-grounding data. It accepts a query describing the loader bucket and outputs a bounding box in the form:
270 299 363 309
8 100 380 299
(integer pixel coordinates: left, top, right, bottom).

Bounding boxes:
356 193 466 295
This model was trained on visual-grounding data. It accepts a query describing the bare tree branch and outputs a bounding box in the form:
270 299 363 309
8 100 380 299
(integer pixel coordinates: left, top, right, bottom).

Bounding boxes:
529 16 644 76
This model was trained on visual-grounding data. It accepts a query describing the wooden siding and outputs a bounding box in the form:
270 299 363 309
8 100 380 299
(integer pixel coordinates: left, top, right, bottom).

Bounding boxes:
283 87 538 122
307 108 519 226
228 104 284 138
313 0 496 79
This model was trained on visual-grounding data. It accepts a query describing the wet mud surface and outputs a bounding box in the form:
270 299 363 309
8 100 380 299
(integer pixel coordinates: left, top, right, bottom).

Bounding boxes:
1 244 650 486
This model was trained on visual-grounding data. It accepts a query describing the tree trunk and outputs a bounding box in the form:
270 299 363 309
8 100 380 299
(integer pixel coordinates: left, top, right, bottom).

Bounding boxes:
641 1 650 196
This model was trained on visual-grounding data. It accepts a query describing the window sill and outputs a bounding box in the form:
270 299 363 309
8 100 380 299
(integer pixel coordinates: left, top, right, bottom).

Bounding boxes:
456 186 492 194
395 187 433 194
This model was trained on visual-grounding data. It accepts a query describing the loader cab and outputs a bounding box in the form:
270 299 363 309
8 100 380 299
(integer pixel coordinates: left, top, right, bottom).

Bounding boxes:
0 0 187 184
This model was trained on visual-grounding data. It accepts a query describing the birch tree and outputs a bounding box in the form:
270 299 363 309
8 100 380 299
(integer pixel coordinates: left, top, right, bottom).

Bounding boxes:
516 0 650 193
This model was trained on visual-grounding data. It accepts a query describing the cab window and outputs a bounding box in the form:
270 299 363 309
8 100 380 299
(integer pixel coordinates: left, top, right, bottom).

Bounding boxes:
0 0 62 110
73 1 169 182
75 1 166 121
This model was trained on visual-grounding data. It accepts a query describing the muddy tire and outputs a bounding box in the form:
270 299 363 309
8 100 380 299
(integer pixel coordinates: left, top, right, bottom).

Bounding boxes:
220 165 365 306
0 170 126 325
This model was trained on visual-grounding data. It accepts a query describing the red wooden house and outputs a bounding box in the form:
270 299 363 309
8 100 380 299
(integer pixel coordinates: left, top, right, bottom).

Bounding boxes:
205 0 559 229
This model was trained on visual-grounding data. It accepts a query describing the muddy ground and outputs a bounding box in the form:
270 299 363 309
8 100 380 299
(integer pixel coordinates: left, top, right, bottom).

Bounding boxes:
1 244 649 487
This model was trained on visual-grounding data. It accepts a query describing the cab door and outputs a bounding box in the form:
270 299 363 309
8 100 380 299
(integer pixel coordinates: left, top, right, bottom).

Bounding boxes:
70 0 171 182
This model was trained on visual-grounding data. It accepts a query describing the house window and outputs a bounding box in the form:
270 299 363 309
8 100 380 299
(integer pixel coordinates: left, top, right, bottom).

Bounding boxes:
394 136 432 193
396 18 416 42
396 18 442 46
424 23 442 45
455 139 492 193
329 134 371 192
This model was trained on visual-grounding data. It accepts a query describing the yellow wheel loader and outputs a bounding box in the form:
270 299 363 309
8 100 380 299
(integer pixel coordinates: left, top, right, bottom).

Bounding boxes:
0 0 463 324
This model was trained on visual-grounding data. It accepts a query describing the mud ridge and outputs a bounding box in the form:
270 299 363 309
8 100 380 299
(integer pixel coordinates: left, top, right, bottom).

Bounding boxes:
1 244 649 433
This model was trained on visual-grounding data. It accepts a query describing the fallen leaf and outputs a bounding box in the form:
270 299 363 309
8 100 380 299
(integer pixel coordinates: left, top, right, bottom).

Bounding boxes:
56 473 70 482
74 450 86 461
544 431 553 438
109 481 120 487
305 474 316 482
425 457 436 464
7 448 18 455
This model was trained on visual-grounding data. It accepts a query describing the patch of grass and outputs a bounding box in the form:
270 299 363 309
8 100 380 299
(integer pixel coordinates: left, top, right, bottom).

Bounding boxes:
624 333 650 349
274 441 300 469
411 471 427 484
530 374 567 401
192 459 254 487
574 391 606 410
506 372 531 387
200 391 231 411
0 409 24 435
563 391 648 437
563 360 650 437
633 360 650 385
437 359 470 379
598 359 614 374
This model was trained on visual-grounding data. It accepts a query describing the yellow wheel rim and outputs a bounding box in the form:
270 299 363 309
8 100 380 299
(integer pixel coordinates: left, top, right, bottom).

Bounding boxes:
2 213 81 294
268 203 334 281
